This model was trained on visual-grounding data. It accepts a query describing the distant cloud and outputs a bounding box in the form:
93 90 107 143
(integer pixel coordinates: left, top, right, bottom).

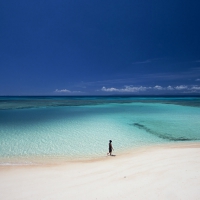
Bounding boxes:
154 85 163 90
102 86 148 92
174 85 188 90
167 86 174 90
101 84 200 93
55 89 81 93
55 89 71 93
75 68 200 90
153 85 176 91
191 86 200 90
101 87 118 92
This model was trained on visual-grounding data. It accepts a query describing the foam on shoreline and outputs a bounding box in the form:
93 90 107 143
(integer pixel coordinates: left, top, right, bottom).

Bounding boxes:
0 142 199 166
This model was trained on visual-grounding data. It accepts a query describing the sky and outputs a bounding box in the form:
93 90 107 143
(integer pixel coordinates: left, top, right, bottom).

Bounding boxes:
1 0 200 95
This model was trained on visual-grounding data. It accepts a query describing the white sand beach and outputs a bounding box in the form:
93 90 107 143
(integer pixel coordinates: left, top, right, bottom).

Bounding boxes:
0 143 200 200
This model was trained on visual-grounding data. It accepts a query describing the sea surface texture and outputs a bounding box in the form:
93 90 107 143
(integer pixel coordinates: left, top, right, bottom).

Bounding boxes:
0 96 200 164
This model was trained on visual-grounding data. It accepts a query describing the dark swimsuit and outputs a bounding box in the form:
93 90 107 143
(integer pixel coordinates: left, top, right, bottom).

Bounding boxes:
109 143 112 153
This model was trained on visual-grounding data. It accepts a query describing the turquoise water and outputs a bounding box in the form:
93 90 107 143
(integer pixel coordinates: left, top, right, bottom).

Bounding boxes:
0 97 200 164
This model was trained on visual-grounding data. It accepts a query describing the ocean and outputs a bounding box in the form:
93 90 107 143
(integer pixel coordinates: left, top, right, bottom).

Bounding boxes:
0 96 200 164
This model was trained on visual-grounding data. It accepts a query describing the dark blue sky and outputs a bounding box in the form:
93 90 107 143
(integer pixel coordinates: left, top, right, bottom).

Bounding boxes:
1 0 200 95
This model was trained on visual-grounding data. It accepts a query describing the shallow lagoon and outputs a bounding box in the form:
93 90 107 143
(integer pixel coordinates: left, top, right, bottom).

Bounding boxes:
0 96 200 164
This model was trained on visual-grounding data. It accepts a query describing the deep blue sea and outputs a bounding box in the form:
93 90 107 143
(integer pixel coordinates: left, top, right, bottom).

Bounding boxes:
0 96 200 164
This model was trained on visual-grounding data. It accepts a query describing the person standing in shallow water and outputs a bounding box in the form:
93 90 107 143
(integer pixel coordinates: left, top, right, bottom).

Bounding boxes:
107 140 114 156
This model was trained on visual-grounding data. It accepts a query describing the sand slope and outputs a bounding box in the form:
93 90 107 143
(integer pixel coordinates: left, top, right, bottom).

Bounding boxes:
1 144 200 200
